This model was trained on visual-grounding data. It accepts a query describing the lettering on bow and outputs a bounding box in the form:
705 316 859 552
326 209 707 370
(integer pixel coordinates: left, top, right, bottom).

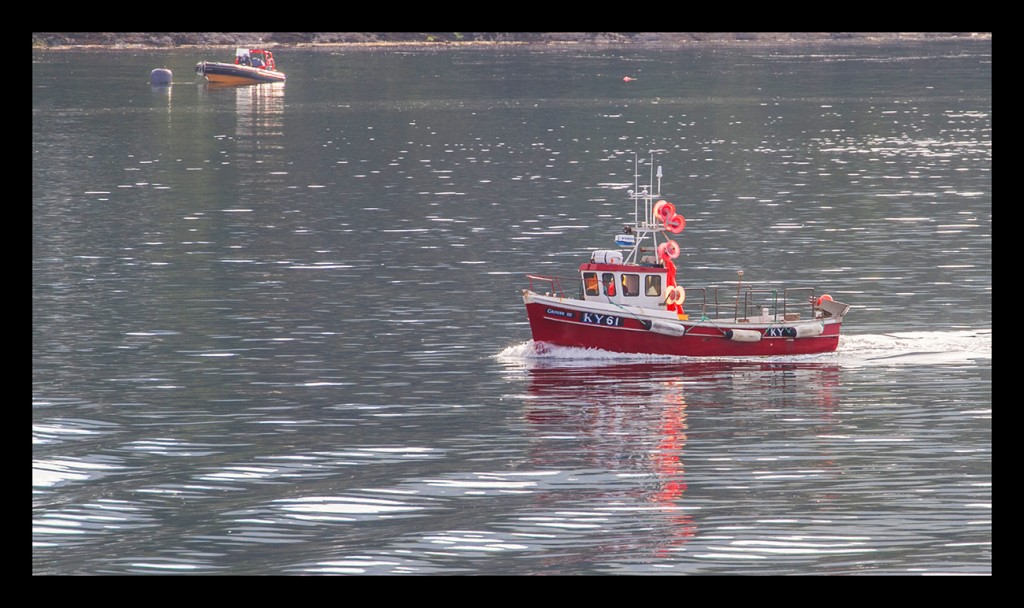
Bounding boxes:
545 308 575 319
581 312 623 327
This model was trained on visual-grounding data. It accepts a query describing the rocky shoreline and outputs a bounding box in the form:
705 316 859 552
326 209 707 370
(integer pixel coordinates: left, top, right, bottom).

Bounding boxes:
32 32 990 50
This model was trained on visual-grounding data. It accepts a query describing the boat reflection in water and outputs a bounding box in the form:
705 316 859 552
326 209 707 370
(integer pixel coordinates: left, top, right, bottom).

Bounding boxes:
198 80 285 150
230 82 285 142
514 356 842 558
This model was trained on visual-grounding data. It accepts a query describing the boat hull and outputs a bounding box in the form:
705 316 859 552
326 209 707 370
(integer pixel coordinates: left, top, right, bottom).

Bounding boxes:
195 61 285 85
523 291 841 357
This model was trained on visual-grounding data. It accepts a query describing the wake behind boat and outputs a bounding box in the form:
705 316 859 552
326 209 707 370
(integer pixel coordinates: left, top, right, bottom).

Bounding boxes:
195 47 285 85
522 154 851 357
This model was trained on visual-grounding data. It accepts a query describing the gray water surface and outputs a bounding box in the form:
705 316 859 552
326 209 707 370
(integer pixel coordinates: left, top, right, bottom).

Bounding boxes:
33 42 991 575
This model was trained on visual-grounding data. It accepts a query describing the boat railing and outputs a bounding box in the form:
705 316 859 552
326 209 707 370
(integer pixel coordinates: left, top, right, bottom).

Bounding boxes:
526 274 568 298
527 273 827 322
688 286 819 323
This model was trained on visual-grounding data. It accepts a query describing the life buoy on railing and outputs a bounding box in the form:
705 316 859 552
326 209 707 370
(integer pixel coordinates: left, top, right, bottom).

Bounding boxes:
816 294 833 308
665 285 686 306
653 200 675 222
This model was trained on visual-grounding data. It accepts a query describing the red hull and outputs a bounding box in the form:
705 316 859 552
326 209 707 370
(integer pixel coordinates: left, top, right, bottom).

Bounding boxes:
524 299 841 357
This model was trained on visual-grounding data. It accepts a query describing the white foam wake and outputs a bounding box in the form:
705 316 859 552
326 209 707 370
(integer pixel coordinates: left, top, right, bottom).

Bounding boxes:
496 329 991 368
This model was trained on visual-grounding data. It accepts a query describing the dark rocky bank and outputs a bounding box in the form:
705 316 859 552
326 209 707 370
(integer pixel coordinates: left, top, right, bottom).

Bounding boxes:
32 32 990 50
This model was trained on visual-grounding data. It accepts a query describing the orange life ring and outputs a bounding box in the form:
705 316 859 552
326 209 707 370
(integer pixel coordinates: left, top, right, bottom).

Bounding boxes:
666 239 680 258
666 285 686 305
653 200 675 223
657 240 680 260
664 213 686 234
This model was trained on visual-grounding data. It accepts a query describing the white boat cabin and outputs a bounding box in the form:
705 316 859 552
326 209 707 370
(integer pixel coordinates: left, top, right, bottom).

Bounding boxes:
578 249 671 310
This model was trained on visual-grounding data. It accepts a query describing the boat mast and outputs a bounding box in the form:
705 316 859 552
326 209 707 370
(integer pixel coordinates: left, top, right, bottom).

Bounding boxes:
623 153 664 265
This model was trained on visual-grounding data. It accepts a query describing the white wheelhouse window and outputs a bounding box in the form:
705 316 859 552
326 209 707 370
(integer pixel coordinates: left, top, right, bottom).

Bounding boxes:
645 275 662 297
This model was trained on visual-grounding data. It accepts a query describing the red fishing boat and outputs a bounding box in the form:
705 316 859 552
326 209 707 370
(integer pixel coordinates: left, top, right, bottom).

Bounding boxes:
522 155 851 357
195 47 285 85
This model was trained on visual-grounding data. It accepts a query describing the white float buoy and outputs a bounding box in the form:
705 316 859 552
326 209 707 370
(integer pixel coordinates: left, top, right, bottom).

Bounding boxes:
150 68 173 86
648 320 686 337
724 328 762 342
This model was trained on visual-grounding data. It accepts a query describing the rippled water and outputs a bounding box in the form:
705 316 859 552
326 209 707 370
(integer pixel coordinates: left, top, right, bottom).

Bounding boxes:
33 42 990 575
